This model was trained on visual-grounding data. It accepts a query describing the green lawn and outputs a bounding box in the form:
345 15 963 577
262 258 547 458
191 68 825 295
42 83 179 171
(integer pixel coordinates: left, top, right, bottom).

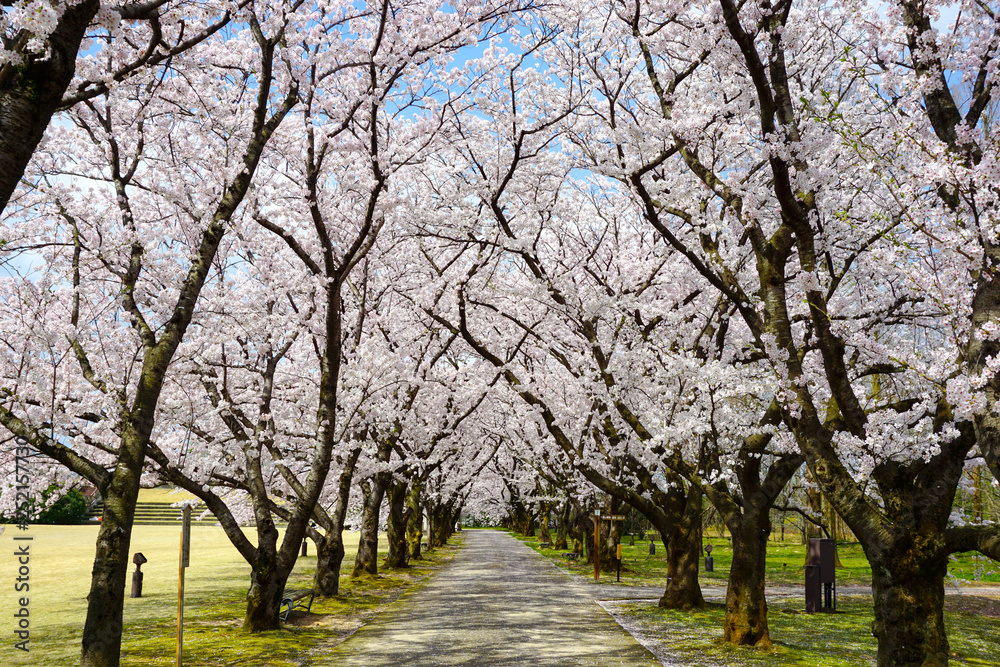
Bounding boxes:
0 522 460 666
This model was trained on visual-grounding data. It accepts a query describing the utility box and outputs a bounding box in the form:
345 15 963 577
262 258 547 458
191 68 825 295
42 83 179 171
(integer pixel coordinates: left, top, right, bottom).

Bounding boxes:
806 538 837 612
808 538 836 583
804 564 820 612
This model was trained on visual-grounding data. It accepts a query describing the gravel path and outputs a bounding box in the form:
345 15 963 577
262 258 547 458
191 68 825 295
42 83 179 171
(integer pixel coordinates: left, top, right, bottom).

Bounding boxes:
316 529 662 667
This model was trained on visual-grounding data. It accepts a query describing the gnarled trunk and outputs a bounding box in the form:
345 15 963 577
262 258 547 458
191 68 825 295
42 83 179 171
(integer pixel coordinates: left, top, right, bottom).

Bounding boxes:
0 1 99 212
428 504 452 548
660 488 705 610
406 480 424 560
723 512 772 648
313 447 360 596
314 530 347 597
244 521 285 632
352 476 388 578
868 533 949 667
80 459 141 667
538 502 551 543
554 501 570 550
386 479 409 568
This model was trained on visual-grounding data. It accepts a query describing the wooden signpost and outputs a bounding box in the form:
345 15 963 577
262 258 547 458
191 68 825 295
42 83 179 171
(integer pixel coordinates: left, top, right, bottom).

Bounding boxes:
593 510 601 581
594 512 626 581
177 504 191 667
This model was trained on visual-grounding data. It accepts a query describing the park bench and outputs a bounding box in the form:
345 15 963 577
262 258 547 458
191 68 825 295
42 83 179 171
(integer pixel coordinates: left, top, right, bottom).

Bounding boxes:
563 552 580 560
280 589 315 622
539 541 551 549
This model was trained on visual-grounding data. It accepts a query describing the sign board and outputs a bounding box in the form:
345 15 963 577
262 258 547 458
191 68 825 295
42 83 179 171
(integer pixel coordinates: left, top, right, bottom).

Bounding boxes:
603 515 626 521
181 505 192 568
178 504 192 666
594 509 601 516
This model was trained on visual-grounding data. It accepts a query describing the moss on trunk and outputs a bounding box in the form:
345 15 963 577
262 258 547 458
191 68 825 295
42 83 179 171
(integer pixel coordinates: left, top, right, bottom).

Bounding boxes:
386 480 409 568
313 531 346 596
868 532 949 667
352 477 387 578
723 514 772 649
80 462 139 667
406 481 423 561
659 489 705 610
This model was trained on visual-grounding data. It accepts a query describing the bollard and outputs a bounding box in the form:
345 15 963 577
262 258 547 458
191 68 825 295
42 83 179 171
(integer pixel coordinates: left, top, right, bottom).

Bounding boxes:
648 540 655 555
131 552 148 598
301 539 308 557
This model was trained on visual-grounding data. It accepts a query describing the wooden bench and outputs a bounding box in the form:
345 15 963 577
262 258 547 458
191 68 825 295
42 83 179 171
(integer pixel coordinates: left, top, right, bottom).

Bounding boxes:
280 589 315 622
539 541 551 549
564 552 580 560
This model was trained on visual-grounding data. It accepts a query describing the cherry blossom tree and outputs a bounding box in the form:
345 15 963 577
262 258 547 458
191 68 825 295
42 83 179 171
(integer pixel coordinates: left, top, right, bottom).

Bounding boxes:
0 5 298 661
0 0 250 211
158 0 532 626
542 0 999 663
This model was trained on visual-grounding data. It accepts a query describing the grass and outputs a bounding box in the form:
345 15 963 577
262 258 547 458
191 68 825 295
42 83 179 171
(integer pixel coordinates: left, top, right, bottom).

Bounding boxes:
518 533 1000 587
0 521 462 666
608 595 1000 667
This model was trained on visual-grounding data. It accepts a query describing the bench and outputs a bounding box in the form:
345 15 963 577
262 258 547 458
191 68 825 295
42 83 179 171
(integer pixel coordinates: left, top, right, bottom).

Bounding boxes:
280 589 315 622
539 541 551 549
563 552 580 560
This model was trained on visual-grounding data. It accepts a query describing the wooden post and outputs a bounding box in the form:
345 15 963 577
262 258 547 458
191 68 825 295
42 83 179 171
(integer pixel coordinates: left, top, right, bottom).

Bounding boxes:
593 510 601 581
177 505 191 667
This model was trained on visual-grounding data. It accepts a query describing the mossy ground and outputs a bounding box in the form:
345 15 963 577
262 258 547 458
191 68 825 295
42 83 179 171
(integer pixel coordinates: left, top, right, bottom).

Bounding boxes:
518 532 1000 666
0 521 462 666
520 533 1000 587
607 596 999 667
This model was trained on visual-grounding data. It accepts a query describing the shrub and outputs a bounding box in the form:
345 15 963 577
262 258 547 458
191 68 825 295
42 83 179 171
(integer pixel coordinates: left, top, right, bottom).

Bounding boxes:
38 488 89 524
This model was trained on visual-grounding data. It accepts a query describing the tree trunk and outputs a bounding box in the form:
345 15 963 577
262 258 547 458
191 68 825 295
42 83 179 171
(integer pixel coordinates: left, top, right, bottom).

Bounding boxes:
554 501 570 550
659 488 705 610
386 479 409 568
868 535 949 667
599 513 622 570
527 515 537 537
80 461 141 667
352 476 388 578
538 502 551 543
314 530 347 596
723 513 772 649
313 447 360 596
0 0 99 212
429 505 451 548
509 499 533 535
406 480 423 560
804 468 824 544
243 522 285 632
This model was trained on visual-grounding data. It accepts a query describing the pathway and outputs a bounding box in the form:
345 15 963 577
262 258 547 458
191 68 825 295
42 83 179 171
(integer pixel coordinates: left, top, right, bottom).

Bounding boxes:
317 529 662 666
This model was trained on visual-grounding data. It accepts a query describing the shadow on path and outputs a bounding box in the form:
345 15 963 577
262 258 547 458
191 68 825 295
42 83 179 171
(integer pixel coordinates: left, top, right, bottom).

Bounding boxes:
317 530 662 666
